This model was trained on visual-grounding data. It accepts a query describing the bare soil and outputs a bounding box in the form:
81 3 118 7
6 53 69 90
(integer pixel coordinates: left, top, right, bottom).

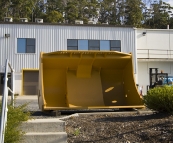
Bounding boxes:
64 111 173 143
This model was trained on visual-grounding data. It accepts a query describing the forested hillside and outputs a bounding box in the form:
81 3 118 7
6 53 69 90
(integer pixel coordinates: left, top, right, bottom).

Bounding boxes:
0 0 173 28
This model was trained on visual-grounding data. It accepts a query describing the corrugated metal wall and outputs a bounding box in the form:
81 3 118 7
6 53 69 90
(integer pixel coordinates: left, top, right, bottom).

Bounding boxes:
0 24 136 73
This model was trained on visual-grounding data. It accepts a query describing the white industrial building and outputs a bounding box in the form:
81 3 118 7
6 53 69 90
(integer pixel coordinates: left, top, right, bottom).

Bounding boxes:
0 22 137 95
137 29 173 94
0 22 172 96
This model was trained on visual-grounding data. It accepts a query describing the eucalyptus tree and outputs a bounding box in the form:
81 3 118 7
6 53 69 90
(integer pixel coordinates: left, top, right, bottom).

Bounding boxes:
83 0 99 23
65 0 79 23
45 0 67 13
124 0 144 27
98 0 126 25
8 0 36 21
98 0 117 24
0 0 11 20
31 0 45 21
143 0 173 29
45 10 63 23
64 0 99 24
109 0 126 25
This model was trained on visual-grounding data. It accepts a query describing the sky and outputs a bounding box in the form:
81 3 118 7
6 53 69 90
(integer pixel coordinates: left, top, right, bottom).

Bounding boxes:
164 0 173 6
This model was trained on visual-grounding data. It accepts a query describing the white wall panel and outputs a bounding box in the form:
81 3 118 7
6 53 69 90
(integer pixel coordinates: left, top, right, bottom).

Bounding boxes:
137 29 173 59
0 24 136 73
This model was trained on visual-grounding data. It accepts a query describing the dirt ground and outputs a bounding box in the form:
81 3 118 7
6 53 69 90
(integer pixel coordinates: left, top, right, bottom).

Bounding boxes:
63 111 173 143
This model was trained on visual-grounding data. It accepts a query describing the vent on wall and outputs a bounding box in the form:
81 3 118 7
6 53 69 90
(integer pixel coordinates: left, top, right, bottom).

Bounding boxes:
4 17 13 22
75 20 83 24
35 18 43 23
20 18 28 22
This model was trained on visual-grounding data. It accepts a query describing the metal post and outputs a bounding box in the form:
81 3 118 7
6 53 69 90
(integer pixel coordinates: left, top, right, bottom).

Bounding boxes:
0 59 14 143
11 71 14 107
0 59 8 143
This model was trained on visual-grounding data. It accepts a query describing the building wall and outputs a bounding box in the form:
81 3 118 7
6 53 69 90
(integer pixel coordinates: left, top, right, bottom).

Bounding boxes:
0 23 137 95
0 23 137 72
137 29 173 94
138 61 173 94
137 29 173 59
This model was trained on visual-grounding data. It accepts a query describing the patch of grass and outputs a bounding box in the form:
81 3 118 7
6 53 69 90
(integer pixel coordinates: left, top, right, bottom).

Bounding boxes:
0 101 31 143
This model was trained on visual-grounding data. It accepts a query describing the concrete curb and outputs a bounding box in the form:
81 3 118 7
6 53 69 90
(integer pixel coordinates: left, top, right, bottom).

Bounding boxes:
75 110 154 115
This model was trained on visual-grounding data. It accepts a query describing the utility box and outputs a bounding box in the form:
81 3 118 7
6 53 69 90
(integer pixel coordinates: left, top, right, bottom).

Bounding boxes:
38 51 144 111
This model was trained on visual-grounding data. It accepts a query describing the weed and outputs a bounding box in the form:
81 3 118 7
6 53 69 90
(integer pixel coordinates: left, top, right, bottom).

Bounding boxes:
73 127 81 136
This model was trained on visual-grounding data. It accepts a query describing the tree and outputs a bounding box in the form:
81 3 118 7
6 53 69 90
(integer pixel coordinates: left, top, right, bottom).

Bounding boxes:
98 0 125 25
0 0 12 20
31 0 45 22
124 0 144 27
98 0 112 24
45 10 63 23
45 0 67 13
8 0 37 21
143 0 173 29
83 0 99 23
65 0 79 23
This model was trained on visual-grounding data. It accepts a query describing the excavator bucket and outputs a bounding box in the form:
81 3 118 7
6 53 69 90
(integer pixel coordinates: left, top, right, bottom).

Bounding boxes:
38 51 144 111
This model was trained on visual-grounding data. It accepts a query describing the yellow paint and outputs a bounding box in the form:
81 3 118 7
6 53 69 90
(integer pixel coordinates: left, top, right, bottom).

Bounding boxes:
38 51 144 111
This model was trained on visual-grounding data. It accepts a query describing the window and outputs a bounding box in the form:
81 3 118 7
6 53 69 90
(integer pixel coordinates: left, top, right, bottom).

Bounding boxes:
67 39 121 51
78 40 88 50
110 40 121 51
67 39 78 50
88 40 100 50
100 40 110 51
17 38 35 53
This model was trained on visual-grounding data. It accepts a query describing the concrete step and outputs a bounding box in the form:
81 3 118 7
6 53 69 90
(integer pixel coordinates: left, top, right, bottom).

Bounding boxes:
21 119 65 132
22 132 67 143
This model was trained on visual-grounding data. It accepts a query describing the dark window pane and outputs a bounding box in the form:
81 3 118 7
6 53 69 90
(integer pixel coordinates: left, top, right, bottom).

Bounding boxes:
89 47 99 50
26 46 35 53
17 38 26 53
78 40 88 50
67 46 78 50
100 40 110 51
88 40 99 50
110 40 121 47
27 39 35 45
67 39 78 47
89 40 99 47
110 47 121 52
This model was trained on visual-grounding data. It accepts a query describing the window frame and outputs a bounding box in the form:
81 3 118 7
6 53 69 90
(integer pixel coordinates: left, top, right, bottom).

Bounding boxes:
67 39 121 52
17 38 36 54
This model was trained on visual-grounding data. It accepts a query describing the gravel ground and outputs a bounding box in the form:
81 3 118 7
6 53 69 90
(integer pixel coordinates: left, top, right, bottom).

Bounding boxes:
63 112 173 143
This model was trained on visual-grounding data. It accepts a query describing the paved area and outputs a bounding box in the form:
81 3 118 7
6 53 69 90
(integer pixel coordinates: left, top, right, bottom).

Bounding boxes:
15 96 39 111
1 95 152 119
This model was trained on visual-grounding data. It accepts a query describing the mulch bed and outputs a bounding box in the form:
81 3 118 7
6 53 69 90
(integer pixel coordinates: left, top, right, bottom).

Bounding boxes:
63 111 173 143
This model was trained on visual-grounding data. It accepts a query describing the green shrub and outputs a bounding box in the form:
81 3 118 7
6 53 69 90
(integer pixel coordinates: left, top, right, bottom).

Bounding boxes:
0 101 31 143
143 85 173 113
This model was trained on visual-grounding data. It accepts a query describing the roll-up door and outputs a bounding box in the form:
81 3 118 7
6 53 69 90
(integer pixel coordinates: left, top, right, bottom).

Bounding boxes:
23 70 39 95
